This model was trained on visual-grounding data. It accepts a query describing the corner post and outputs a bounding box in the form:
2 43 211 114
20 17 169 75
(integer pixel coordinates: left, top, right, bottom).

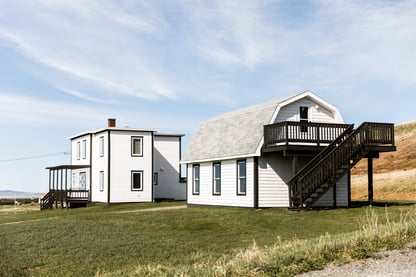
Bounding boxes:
368 157 373 204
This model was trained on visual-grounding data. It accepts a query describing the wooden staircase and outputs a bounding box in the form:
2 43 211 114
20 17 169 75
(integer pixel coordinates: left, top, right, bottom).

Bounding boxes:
40 191 53 210
288 122 395 209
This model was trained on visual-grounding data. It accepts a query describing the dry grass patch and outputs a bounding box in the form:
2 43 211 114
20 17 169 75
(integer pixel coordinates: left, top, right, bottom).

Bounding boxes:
351 169 416 201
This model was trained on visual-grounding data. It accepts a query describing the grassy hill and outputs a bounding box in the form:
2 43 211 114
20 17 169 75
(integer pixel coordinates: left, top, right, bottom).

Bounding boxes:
351 121 416 201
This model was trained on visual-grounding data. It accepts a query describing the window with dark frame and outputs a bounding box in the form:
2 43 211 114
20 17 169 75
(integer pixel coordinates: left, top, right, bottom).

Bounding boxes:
99 171 104 191
99 136 104 157
213 162 221 195
153 172 158 186
131 171 143 191
192 164 200 195
237 160 246 195
82 139 87 159
299 106 309 132
131 136 143 156
77 141 81 160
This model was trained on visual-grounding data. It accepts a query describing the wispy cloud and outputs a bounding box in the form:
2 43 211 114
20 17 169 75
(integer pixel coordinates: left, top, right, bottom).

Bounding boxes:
0 0 176 102
1 0 416 111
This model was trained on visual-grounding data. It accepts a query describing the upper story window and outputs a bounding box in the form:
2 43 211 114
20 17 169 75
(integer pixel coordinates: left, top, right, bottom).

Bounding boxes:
82 139 87 159
76 141 81 160
299 106 309 132
237 160 246 195
131 171 143 191
131 136 143 157
192 164 200 195
99 136 104 157
213 162 221 195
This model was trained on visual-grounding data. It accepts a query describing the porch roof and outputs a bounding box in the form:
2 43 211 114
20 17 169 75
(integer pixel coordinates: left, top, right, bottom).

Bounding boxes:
46 165 90 170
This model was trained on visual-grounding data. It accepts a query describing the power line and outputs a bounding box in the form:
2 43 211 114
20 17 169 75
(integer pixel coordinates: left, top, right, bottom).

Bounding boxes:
0 152 71 162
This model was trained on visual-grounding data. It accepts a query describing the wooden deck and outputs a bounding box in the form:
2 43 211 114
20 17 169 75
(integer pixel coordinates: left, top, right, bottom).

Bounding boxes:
40 189 89 209
263 121 352 155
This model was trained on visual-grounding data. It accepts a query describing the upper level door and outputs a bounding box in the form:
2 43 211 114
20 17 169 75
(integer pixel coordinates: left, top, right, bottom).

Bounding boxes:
299 106 309 122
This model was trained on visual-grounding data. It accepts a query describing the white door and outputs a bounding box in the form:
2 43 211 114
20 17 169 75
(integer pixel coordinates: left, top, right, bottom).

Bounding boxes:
79 172 87 190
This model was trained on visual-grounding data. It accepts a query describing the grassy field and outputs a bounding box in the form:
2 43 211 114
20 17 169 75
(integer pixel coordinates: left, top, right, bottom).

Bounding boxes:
1 202 415 276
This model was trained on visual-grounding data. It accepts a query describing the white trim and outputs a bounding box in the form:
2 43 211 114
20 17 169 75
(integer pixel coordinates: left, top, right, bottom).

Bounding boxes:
269 90 343 124
181 153 258 164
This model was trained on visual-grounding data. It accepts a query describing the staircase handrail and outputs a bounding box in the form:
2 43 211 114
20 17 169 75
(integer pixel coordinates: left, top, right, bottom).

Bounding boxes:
288 123 354 185
289 122 394 207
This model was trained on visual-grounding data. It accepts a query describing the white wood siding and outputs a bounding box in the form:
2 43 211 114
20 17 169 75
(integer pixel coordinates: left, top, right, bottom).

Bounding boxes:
313 174 349 207
154 136 186 200
258 154 311 207
71 134 91 166
187 158 254 207
109 131 153 203
275 98 342 124
258 154 291 207
91 131 108 203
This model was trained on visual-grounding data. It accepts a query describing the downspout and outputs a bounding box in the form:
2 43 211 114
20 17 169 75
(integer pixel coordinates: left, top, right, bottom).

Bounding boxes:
254 157 259 209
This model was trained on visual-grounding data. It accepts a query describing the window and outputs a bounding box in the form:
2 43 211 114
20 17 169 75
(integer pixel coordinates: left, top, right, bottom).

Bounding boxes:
192 164 200 195
299 106 309 132
213 163 221 195
153 172 158 185
131 136 143 156
82 139 87 159
131 171 143 191
237 160 246 195
99 136 104 157
99 171 104 191
77 141 81 160
79 172 86 190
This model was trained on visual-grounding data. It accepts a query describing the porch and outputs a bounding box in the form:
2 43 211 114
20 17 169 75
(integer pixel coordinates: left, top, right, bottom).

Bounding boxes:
40 165 90 210
263 121 352 155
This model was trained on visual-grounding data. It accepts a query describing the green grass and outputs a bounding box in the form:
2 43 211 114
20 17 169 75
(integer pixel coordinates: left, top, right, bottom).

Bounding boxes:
0 202 415 276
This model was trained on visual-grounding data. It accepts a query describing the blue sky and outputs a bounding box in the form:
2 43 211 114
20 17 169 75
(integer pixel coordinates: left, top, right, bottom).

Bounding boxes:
1 0 415 193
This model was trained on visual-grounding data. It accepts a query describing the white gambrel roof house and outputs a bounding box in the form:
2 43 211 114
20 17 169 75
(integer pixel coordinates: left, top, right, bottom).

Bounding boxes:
182 90 395 209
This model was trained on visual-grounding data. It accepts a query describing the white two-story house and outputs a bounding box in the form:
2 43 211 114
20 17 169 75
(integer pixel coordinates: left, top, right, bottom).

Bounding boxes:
42 119 185 208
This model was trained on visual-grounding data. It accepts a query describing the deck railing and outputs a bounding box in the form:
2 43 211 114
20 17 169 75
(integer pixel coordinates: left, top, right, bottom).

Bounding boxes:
66 190 89 200
264 121 352 148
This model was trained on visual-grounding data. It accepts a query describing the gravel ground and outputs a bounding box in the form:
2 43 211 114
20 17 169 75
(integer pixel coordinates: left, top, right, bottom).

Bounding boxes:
297 242 416 277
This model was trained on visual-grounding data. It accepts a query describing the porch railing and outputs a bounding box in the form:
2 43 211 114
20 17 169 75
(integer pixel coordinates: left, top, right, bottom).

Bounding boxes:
66 190 89 200
264 121 352 148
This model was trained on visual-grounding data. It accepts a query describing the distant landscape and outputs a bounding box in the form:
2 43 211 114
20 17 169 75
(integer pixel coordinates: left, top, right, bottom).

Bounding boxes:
351 121 416 201
0 190 42 199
